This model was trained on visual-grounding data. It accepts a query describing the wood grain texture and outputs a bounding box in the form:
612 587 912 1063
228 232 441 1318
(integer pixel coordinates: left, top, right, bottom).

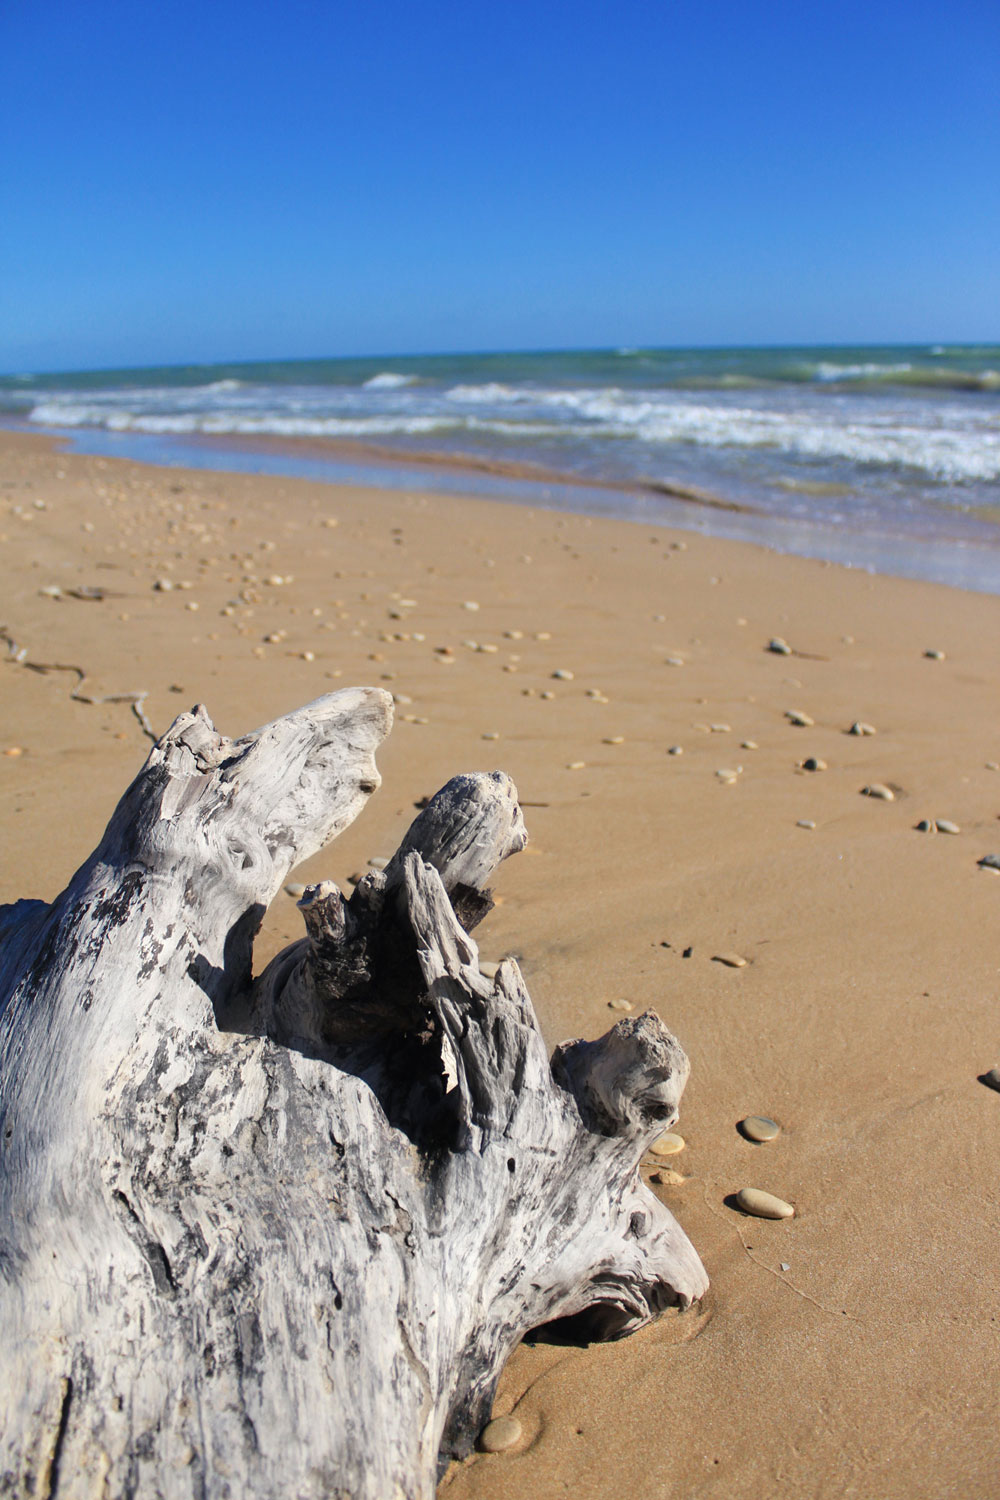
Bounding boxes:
0 690 707 1499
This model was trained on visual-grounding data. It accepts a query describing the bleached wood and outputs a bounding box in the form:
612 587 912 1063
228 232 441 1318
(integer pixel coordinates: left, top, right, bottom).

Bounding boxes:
0 690 707 1499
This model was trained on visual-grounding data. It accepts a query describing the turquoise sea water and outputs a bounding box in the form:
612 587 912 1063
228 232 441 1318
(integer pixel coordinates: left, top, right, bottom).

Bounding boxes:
2 345 999 591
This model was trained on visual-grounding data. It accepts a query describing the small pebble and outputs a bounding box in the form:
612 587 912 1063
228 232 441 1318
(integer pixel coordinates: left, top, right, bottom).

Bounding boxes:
713 952 747 968
785 710 814 727
603 735 625 745
711 723 731 734
861 783 894 801
650 1132 685 1156
982 1067 1000 1092
4 746 24 758
977 854 1000 871
153 578 174 592
665 655 685 667
479 1416 522 1453
650 1168 687 1186
780 1262 791 1272
741 740 758 751
935 819 960 835
667 745 683 756
716 768 741 782
986 761 999 772
482 732 500 741
552 668 574 680
848 721 877 736
915 819 935 832
284 882 306 898
736 1187 794 1220
567 760 586 770
462 600 480 611
767 637 792 655
479 960 500 980
607 998 634 1012
801 757 827 772
796 819 816 830
924 648 946 660
740 1115 780 1143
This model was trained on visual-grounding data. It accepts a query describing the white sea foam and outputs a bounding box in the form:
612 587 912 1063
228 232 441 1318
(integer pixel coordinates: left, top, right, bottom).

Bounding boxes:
362 372 418 389
27 402 455 439
24 378 1000 484
811 361 914 381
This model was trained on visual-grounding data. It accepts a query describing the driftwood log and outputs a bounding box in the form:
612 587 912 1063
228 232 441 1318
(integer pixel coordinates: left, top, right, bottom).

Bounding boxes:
0 688 708 1499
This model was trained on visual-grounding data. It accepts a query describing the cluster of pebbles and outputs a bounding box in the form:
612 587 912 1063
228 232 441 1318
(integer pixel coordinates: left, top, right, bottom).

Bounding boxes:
642 1114 795 1221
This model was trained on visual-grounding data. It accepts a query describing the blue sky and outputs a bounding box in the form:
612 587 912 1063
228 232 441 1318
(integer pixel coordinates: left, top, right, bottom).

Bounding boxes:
2 0 998 371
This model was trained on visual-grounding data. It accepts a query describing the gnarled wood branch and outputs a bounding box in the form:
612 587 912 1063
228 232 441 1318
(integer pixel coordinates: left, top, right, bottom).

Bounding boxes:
0 689 707 1499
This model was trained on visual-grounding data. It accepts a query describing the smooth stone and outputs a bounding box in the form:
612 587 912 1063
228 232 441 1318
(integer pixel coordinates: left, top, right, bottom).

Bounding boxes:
848 721 877 736
713 952 747 967
566 760 586 770
552 668 574 680
785 710 814 727
665 655 685 666
284 883 306 898
986 761 1000 772
603 735 625 744
924 648 946 660
915 819 935 832
977 854 1000 870
740 1115 780 1143
479 1416 522 1453
767 637 792 655
716 768 740 782
607 998 634 1012
650 1132 685 1156
801 757 827 772
861 783 895 801
667 745 684 755
479 961 500 980
796 819 816 829
935 819 960 835
711 723 732 733
982 1067 1000 1092
736 1187 794 1219
780 1261 791 1272
741 740 759 750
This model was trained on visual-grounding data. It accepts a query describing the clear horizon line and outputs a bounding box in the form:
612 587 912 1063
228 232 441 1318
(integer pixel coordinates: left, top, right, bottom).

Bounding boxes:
4 338 999 383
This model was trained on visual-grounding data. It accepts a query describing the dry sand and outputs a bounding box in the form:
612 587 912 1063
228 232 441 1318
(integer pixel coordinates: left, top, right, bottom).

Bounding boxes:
2 429 999 1498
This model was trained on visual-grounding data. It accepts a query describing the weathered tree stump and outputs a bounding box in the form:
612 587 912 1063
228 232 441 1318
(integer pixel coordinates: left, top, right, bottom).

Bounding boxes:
0 688 708 1499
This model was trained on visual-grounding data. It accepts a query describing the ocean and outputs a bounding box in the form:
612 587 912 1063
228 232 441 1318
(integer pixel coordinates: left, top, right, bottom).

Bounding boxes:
2 344 999 592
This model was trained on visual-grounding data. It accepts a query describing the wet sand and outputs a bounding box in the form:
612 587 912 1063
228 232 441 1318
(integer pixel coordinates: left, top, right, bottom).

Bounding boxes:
3 428 1000 1498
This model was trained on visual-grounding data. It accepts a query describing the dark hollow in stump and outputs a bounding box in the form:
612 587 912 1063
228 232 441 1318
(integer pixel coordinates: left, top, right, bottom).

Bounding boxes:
0 688 708 1499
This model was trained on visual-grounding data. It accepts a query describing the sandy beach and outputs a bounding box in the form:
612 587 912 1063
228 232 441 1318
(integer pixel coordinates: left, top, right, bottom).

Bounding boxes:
3 427 1000 1498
